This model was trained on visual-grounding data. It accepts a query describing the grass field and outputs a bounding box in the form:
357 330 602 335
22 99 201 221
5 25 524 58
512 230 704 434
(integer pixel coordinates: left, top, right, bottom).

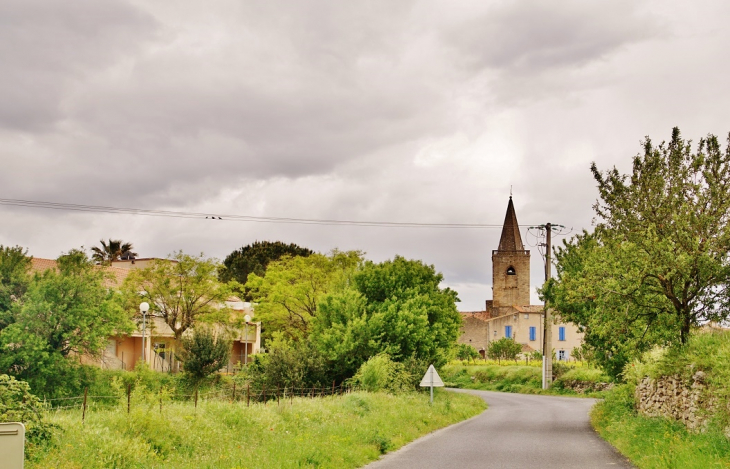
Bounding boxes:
591 384 730 469
441 363 609 397
27 390 486 469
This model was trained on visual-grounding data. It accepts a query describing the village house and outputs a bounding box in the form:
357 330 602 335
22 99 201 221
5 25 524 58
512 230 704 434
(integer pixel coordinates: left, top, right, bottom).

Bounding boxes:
30 256 261 372
458 197 583 360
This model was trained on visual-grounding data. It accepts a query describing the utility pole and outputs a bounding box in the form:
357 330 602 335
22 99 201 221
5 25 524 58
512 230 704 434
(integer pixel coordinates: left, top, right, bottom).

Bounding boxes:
542 223 552 389
527 222 568 389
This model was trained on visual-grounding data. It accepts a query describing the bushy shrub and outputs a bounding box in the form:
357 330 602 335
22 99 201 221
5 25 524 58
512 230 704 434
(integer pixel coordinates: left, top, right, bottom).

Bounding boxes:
0 374 55 451
177 328 231 386
242 336 329 390
350 354 414 393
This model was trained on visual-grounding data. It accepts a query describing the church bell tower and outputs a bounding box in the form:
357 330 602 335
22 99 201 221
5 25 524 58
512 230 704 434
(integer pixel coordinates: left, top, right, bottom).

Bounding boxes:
491 197 530 312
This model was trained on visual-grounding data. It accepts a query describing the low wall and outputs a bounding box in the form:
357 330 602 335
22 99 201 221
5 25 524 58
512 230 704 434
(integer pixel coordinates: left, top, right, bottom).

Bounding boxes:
635 371 713 432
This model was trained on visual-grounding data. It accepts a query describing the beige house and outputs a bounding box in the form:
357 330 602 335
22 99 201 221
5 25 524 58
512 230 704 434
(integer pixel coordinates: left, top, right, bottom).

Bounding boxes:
458 197 583 361
31 256 262 372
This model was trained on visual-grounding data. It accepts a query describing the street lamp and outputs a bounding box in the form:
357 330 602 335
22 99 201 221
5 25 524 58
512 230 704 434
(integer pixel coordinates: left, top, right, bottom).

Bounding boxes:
244 314 251 365
140 302 150 365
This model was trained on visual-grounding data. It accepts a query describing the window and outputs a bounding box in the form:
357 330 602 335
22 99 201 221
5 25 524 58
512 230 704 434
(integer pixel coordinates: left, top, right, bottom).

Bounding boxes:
559 326 566 341
529 326 536 341
506 266 516 275
505 325 512 339
558 350 566 361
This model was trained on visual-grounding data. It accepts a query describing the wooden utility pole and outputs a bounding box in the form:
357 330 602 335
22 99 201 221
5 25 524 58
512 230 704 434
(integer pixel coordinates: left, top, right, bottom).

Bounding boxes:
542 223 553 389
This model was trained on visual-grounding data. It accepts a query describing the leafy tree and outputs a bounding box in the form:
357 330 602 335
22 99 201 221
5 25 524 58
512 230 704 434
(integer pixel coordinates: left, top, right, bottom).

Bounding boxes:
246 250 362 343
219 241 313 300
487 337 522 364
312 256 462 380
545 128 730 377
177 328 231 384
243 333 329 390
0 245 31 329
91 239 137 265
122 251 237 340
454 343 480 363
0 250 132 393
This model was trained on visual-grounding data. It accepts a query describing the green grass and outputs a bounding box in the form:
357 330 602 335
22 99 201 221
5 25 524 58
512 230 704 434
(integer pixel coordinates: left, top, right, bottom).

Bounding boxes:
27 390 486 468
441 363 608 397
592 384 730 469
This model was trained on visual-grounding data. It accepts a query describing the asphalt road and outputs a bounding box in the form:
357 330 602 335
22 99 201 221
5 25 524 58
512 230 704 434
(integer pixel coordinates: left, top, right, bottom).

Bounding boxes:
366 389 633 469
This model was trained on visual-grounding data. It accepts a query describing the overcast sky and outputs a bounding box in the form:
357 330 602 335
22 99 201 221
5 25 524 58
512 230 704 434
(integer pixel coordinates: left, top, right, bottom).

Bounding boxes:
1 0 729 310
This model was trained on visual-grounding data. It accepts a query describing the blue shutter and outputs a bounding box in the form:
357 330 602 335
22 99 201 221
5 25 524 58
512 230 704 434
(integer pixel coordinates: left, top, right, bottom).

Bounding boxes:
505 325 512 339
559 326 566 341
529 326 536 341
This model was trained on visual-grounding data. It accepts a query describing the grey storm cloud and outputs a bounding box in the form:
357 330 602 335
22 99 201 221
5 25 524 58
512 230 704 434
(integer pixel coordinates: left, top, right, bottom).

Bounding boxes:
2 0 730 310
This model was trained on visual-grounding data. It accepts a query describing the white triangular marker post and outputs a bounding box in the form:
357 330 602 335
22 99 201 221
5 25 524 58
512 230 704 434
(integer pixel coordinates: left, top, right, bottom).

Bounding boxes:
419 364 444 404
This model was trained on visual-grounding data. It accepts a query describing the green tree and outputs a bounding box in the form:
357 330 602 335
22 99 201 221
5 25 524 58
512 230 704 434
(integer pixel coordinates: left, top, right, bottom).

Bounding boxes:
0 249 132 393
122 251 237 340
312 256 462 380
545 128 730 377
0 245 31 329
246 250 362 343
454 343 480 363
91 239 137 265
177 328 231 385
219 241 313 300
487 337 522 364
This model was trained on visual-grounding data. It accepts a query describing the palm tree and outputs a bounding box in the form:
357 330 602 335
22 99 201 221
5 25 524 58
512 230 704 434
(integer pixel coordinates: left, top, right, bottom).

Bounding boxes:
91 239 137 265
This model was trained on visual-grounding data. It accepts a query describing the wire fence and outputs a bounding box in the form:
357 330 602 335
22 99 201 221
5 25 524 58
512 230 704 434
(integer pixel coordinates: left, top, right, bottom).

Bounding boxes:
42 382 361 423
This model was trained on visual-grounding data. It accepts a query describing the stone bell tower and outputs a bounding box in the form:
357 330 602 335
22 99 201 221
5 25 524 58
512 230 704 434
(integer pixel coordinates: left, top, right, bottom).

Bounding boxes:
491 197 530 313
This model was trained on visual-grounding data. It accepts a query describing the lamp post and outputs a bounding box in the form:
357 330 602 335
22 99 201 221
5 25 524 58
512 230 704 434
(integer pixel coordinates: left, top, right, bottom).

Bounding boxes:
140 302 150 365
244 314 251 365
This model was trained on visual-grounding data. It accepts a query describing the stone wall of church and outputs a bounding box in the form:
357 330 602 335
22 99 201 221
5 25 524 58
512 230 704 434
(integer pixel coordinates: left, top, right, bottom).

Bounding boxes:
458 313 490 351
492 251 530 307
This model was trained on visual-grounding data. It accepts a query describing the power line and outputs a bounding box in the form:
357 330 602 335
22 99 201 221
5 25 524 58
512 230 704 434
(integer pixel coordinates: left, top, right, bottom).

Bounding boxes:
0 197 538 229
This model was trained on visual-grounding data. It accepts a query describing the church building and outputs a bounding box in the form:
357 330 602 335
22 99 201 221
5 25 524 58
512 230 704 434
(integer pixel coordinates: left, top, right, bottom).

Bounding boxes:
459 197 583 361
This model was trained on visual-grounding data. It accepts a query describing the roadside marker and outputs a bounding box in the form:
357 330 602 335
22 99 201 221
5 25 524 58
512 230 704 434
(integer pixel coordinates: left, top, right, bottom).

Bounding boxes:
419 364 444 404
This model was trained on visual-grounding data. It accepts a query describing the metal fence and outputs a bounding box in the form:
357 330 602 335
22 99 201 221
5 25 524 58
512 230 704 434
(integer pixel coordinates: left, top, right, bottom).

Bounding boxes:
42 382 360 423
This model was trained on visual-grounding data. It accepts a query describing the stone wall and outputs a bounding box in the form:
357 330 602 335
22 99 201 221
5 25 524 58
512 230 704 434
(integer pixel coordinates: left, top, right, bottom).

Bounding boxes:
635 371 713 432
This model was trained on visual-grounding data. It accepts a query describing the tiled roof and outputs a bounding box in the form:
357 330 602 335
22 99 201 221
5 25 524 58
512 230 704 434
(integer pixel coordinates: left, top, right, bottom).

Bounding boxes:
460 311 492 321
30 257 58 273
29 257 130 287
514 305 544 313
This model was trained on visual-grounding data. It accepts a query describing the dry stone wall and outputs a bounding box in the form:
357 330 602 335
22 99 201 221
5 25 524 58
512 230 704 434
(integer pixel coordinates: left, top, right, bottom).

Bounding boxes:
635 371 713 432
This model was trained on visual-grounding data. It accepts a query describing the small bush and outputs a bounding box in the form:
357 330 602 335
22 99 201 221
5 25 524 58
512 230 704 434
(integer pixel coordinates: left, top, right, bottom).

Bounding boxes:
350 354 414 393
0 374 55 454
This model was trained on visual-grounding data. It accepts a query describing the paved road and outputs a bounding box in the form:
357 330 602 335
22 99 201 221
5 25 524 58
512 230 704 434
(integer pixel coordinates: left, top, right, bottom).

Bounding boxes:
366 389 632 469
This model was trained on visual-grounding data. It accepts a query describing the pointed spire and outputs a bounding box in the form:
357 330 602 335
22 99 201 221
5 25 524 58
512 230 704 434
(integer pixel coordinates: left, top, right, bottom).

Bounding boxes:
498 196 525 251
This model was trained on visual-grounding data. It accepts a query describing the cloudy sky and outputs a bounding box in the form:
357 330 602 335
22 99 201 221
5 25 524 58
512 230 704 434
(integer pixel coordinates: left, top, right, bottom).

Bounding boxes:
1 0 729 310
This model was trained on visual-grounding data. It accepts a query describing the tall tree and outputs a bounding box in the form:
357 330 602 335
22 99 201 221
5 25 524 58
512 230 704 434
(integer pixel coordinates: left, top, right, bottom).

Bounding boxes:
91 239 137 265
545 128 730 376
0 249 132 392
122 251 237 340
245 250 362 342
0 245 31 329
312 256 462 380
219 241 313 300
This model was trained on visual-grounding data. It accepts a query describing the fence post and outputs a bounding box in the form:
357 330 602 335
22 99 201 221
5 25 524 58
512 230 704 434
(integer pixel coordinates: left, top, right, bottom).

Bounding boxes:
332 381 335 397
232 382 236 403
247 384 250 407
277 385 280 406
194 388 198 409
159 388 162 414
82 387 88 423
127 383 131 414
263 384 266 406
